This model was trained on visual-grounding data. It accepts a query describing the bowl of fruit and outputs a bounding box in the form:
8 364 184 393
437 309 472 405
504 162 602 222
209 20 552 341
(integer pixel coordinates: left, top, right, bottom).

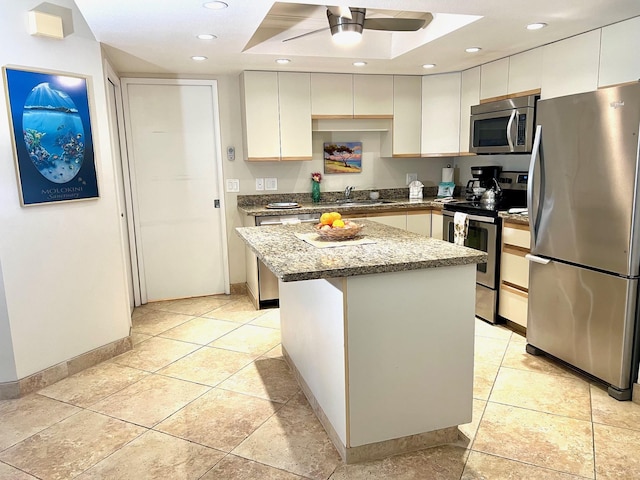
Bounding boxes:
314 212 364 240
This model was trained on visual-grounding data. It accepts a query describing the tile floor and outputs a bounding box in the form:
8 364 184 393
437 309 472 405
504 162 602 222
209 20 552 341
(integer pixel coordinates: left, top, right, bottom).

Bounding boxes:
2 293 640 479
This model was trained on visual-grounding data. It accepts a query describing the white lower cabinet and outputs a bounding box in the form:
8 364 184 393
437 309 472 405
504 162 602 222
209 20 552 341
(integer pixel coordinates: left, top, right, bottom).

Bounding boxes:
499 222 530 328
345 210 436 236
431 211 444 241
407 211 431 236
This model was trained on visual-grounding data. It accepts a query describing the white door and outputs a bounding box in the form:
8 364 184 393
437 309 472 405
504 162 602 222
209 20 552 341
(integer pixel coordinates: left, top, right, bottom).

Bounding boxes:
123 79 228 302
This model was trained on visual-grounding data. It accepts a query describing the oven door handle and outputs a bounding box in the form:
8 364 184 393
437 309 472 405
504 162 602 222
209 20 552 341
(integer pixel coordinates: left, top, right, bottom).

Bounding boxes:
443 211 497 224
506 110 516 152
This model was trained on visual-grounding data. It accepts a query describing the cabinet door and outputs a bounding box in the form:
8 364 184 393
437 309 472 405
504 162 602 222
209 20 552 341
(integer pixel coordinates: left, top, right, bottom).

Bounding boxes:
421 73 461 155
480 58 509 100
599 16 640 88
407 211 431 236
353 74 393 117
368 213 407 230
508 48 542 95
431 211 444 240
311 73 353 117
392 75 422 157
459 67 480 154
278 72 312 161
241 71 280 160
541 29 600 99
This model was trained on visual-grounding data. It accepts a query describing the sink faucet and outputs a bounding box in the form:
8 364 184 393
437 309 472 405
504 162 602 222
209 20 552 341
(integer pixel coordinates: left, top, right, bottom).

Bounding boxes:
344 186 355 199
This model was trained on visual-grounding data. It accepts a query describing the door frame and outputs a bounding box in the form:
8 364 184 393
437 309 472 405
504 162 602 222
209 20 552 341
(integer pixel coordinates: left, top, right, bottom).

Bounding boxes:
120 77 230 303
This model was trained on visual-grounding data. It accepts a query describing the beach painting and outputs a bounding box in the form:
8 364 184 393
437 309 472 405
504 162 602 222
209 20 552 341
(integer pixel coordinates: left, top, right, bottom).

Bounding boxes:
4 67 98 206
323 142 362 174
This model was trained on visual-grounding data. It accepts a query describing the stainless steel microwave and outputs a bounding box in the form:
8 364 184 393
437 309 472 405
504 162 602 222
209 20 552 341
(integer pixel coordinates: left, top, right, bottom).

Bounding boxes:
469 94 539 154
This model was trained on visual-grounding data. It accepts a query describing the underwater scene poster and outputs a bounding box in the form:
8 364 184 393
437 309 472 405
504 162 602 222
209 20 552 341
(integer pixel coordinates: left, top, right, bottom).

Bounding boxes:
3 67 98 206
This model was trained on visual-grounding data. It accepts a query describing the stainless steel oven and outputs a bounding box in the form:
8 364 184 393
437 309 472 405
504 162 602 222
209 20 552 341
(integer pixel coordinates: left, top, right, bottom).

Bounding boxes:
443 211 501 323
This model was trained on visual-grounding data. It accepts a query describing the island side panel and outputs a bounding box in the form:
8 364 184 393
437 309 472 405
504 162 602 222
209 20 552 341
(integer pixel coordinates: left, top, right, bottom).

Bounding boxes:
279 277 348 446
345 265 476 448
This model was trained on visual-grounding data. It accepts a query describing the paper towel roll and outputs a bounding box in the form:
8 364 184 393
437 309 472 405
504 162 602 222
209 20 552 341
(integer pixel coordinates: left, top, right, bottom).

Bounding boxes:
442 167 454 183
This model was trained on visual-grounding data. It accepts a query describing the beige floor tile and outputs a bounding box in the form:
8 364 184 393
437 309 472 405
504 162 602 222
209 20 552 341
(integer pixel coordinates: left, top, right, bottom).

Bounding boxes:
76 429 224 479
473 402 594 478
329 445 468 480
489 367 591 420
474 318 513 341
462 451 587 479
89 374 210 427
593 423 640 479
158 295 236 316
202 298 263 323
218 357 300 404
251 308 281 329
131 310 195 335
38 362 149 408
0 394 80 452
210 324 281 356
232 391 342 480
159 316 240 344
473 361 500 400
158 346 255 386
0 461 38 479
501 340 576 377
459 399 486 446
111 336 200 372
261 344 284 360
0 410 144 480
130 332 152 346
139 299 178 312
200 454 304 479
474 335 509 366
156 388 279 452
591 384 640 431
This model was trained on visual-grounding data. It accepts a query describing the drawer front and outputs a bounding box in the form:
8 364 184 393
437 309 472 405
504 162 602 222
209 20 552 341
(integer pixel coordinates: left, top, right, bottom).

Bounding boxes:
501 249 530 289
499 284 528 328
503 224 530 249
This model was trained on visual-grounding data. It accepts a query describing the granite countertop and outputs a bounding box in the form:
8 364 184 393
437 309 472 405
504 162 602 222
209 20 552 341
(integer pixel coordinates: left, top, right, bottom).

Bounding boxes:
235 220 487 282
498 211 530 226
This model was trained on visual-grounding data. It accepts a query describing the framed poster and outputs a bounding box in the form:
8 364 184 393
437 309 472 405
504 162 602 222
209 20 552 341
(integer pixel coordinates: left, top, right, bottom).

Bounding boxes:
3 66 99 206
323 141 362 174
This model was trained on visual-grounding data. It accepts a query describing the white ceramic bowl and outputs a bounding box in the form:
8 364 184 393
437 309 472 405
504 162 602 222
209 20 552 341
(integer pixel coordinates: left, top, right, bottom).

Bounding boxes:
369 191 380 200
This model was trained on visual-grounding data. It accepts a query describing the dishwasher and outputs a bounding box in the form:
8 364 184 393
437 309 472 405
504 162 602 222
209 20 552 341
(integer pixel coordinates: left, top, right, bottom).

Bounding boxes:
245 213 320 309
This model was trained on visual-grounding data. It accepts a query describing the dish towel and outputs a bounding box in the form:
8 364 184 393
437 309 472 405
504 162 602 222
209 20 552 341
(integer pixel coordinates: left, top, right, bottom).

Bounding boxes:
453 212 468 246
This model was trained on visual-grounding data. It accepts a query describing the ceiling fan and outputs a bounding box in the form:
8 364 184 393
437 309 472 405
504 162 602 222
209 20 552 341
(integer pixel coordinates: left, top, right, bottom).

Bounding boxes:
282 6 433 45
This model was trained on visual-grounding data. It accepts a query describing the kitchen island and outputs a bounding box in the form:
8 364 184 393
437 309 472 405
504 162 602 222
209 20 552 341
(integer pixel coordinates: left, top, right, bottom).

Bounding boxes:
236 220 486 463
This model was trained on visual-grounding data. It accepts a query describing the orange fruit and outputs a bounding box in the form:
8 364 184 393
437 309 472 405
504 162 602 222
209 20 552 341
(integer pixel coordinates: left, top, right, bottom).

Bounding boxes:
320 213 333 225
332 219 345 228
329 211 341 223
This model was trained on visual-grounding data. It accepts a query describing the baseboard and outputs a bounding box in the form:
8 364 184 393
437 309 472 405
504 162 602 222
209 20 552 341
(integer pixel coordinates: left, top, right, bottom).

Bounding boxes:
0 335 132 400
230 282 247 295
633 383 640 404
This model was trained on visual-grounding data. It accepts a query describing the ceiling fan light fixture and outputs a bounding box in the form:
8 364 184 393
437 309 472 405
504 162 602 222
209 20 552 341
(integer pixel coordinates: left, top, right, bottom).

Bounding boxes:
328 7 364 46
332 30 362 45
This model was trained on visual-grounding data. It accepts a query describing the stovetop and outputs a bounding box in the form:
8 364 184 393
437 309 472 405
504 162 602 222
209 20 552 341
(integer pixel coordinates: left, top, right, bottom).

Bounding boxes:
443 201 504 218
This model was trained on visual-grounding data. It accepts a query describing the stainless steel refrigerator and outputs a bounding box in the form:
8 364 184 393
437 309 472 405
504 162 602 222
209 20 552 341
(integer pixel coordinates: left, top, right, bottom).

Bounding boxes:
526 82 640 400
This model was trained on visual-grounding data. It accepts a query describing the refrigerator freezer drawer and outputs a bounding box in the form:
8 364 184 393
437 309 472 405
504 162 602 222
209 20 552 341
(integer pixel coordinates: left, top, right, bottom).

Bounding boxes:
527 260 638 389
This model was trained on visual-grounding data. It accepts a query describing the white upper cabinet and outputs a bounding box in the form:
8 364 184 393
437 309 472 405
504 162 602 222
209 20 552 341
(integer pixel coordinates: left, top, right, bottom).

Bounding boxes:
598 17 640 88
508 48 542 95
540 30 601 100
311 73 353 117
421 73 461 155
480 58 509 100
459 67 480 154
278 72 312 161
241 71 281 161
353 74 393 117
392 75 421 157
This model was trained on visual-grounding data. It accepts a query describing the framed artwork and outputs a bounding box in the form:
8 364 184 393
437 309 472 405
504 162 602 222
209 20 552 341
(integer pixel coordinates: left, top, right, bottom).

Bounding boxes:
323 141 362 174
3 66 99 206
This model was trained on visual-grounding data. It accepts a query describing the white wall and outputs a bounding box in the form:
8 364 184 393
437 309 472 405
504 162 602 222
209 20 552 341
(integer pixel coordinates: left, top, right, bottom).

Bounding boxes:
0 1 130 379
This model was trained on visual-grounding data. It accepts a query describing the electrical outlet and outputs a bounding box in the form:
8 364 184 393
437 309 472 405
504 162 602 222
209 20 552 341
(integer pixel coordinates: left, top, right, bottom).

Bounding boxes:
406 173 418 185
265 177 278 191
255 178 264 191
225 179 240 192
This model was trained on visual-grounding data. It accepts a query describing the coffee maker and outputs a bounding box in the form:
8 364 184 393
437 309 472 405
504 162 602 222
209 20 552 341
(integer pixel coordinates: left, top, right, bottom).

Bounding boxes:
465 165 502 201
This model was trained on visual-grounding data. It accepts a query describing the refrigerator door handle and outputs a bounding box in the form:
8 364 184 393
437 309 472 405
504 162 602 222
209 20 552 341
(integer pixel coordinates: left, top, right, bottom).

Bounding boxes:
528 124 543 250
525 253 550 265
506 110 516 152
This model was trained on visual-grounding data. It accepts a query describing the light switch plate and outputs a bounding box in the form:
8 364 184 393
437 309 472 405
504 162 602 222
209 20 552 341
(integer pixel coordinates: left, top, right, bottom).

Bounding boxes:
265 177 278 191
256 178 264 191
406 173 418 185
225 179 240 192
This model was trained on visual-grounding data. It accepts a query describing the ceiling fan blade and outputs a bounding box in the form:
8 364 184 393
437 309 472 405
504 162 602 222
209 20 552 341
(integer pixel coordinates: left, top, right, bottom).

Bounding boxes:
327 5 352 19
282 26 330 43
363 15 431 32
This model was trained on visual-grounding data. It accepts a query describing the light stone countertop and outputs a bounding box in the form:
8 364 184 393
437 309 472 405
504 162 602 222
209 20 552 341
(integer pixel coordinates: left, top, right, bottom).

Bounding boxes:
498 211 530 226
235 219 487 282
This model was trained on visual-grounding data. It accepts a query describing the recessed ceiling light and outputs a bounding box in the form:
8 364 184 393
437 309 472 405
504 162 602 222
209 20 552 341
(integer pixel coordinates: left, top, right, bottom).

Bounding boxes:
275 58 291 64
191 56 208 61
353 61 367 67
465 47 481 53
203 1 228 10
197 34 217 40
526 22 547 30
422 63 436 69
